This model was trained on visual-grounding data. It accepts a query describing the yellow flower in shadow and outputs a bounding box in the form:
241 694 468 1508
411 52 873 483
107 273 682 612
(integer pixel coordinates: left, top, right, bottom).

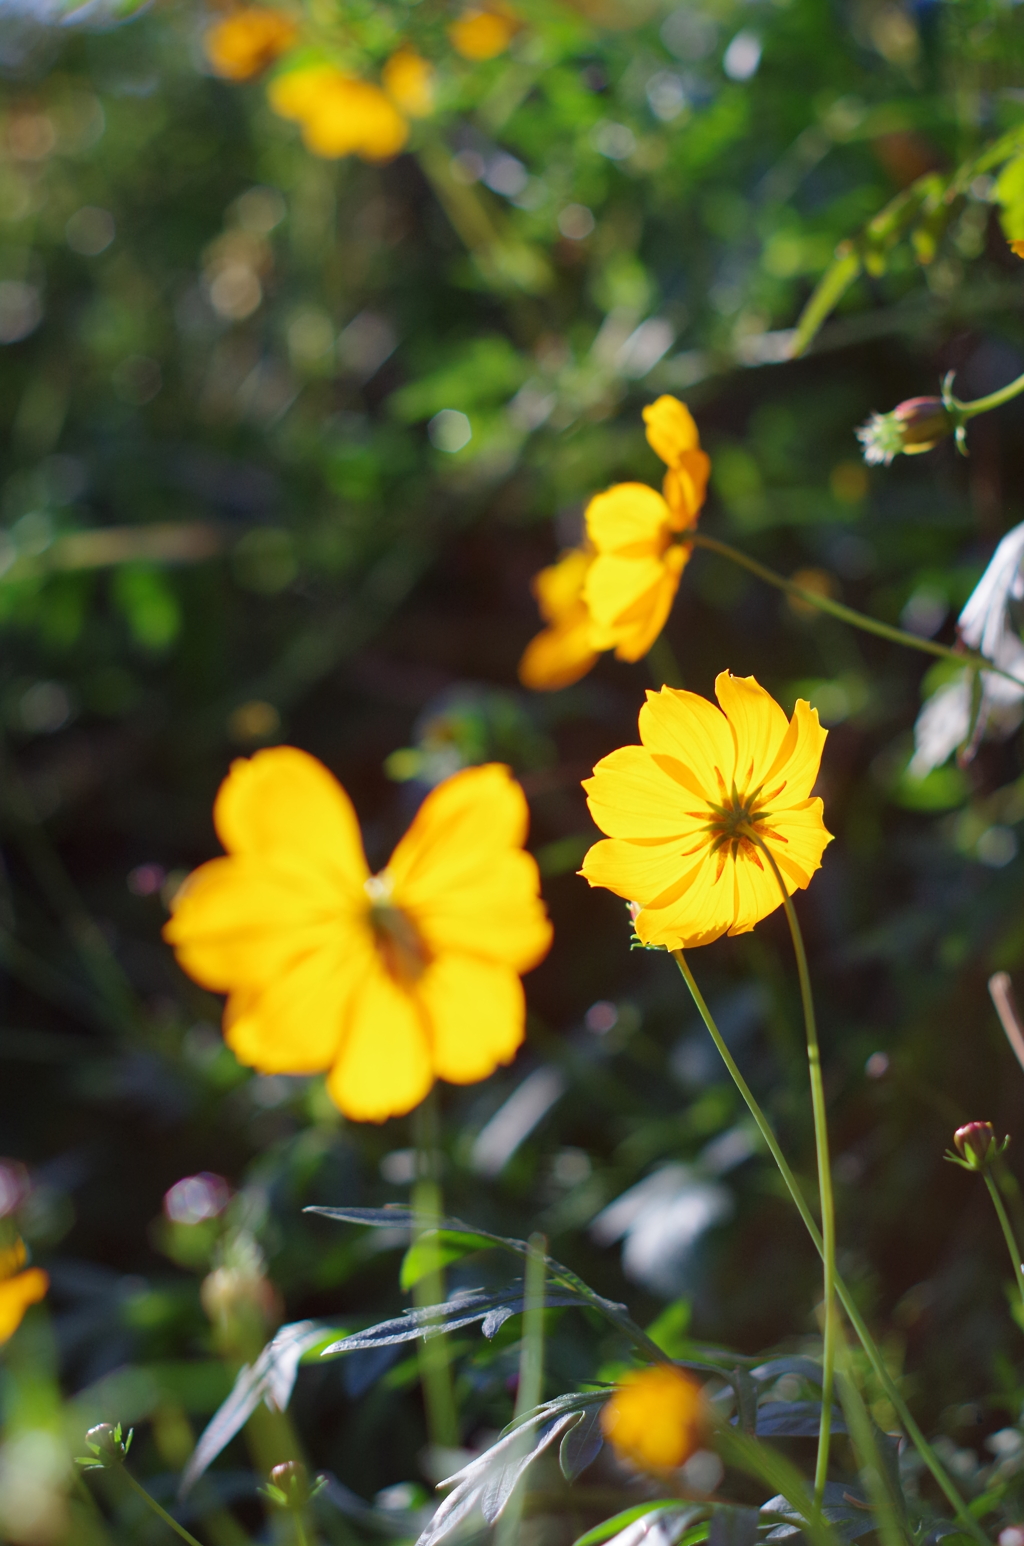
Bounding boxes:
583 396 710 663
449 6 519 59
267 65 409 161
204 8 298 80
518 545 598 691
581 672 831 948
0 1239 48 1346
164 749 551 1122
601 1366 706 1473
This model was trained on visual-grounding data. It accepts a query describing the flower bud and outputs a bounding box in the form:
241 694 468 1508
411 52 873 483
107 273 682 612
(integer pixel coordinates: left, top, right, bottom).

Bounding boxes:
953 1121 1000 1170
269 1460 310 1507
856 397 954 466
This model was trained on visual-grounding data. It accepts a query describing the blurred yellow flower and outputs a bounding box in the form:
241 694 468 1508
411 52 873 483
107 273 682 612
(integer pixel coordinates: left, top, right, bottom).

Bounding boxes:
204 8 298 80
449 7 519 59
164 749 551 1122
583 396 709 663
581 673 831 948
267 65 409 161
601 1366 706 1472
0 1240 47 1346
518 546 599 691
382 50 435 118
1011 240 1024 259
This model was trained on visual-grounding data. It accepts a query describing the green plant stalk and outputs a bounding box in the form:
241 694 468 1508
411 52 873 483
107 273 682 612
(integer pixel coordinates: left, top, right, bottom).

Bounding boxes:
983 1170 1024 1325
119 1468 207 1546
950 366 1024 420
496 1233 547 1546
745 836 837 1503
670 950 987 1545
832 1320 909 1546
689 533 1024 692
412 1091 459 1449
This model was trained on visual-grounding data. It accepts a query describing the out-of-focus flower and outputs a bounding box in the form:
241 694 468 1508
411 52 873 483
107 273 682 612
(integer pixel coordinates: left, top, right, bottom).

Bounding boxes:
581 673 831 949
518 546 599 691
909 522 1024 777
164 748 551 1121
0 1238 48 1345
382 50 435 117
600 1365 707 1472
856 395 954 466
449 6 519 59
268 66 409 161
1010 240 1024 259
204 8 298 80
583 396 709 663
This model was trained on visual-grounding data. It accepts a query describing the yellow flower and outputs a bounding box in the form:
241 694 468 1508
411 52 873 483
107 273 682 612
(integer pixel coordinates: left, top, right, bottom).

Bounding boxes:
581 672 832 949
204 8 298 80
382 50 435 118
600 1366 706 1473
518 546 599 691
164 749 551 1122
583 396 710 663
449 7 519 59
0 1239 47 1346
267 66 409 161
1011 239 1024 259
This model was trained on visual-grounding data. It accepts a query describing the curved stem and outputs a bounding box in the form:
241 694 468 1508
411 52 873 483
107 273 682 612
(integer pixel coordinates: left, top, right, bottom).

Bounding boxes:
752 843 836 1502
952 366 1024 420
983 1170 1024 1326
671 950 987 1545
119 1469 206 1546
690 532 1023 692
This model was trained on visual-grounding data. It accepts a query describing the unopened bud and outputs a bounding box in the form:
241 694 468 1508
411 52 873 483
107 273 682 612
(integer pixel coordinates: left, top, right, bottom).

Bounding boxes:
952 1121 1005 1171
857 396 954 466
78 1421 132 1469
262 1460 325 1510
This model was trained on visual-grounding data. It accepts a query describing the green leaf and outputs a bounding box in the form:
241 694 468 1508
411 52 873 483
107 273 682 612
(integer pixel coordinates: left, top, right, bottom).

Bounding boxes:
399 1230 496 1290
571 1501 694 1546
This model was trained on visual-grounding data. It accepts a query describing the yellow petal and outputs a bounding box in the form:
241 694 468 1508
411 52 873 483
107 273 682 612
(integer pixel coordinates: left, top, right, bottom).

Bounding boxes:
762 798 832 890
418 953 524 1084
382 49 434 117
448 8 518 60
638 686 736 798
214 746 370 891
633 852 737 949
585 552 667 631
714 672 791 795
518 609 599 691
386 766 551 971
327 967 433 1121
583 744 710 841
663 451 711 526
531 546 591 624
164 854 354 991
610 546 688 662
760 698 827 803
301 79 408 161
224 929 375 1073
642 396 700 468
204 8 297 80
585 483 671 557
728 848 787 935
267 64 342 122
0 1269 48 1344
580 836 705 904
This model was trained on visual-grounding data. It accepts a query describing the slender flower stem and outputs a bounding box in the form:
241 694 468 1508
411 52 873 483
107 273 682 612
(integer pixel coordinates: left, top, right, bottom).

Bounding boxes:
496 1234 547 1546
670 950 987 1545
744 838 837 1503
412 1091 459 1449
983 1170 1024 1325
120 1468 207 1546
950 365 1024 420
689 532 1024 691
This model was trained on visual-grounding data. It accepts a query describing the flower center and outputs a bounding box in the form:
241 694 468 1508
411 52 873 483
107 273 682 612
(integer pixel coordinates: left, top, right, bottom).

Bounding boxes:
364 872 432 986
696 773 787 879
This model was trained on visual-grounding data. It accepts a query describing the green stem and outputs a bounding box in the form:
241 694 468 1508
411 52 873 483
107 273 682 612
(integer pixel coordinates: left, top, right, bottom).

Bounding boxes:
496 1234 547 1546
832 1320 909 1546
983 1170 1024 1325
120 1468 207 1546
952 366 1024 420
412 1091 459 1449
670 950 987 1545
293 1512 311 1546
690 533 1024 691
745 837 837 1503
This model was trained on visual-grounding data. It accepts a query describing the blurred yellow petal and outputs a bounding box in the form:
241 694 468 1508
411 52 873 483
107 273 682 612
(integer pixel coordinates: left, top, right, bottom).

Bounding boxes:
0 1269 48 1344
266 63 340 121
224 931 374 1073
418 954 524 1083
609 546 689 662
214 745 369 891
518 609 598 690
663 451 710 526
328 968 433 1121
204 8 297 80
382 49 434 117
585 482 671 556
302 78 409 161
449 7 518 60
532 545 592 623
601 1366 706 1473
642 395 700 467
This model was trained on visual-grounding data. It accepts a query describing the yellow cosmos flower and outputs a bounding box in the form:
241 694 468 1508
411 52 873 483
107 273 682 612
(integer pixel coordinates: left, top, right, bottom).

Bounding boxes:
518 546 599 692
164 749 552 1122
0 1240 47 1346
601 1366 706 1473
267 66 409 162
382 50 435 118
583 396 710 664
581 673 832 949
449 7 519 59
204 8 298 80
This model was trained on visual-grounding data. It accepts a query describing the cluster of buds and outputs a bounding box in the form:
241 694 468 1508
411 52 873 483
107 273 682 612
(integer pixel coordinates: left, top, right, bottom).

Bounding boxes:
77 1422 132 1471
856 396 956 466
946 1121 1010 1173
